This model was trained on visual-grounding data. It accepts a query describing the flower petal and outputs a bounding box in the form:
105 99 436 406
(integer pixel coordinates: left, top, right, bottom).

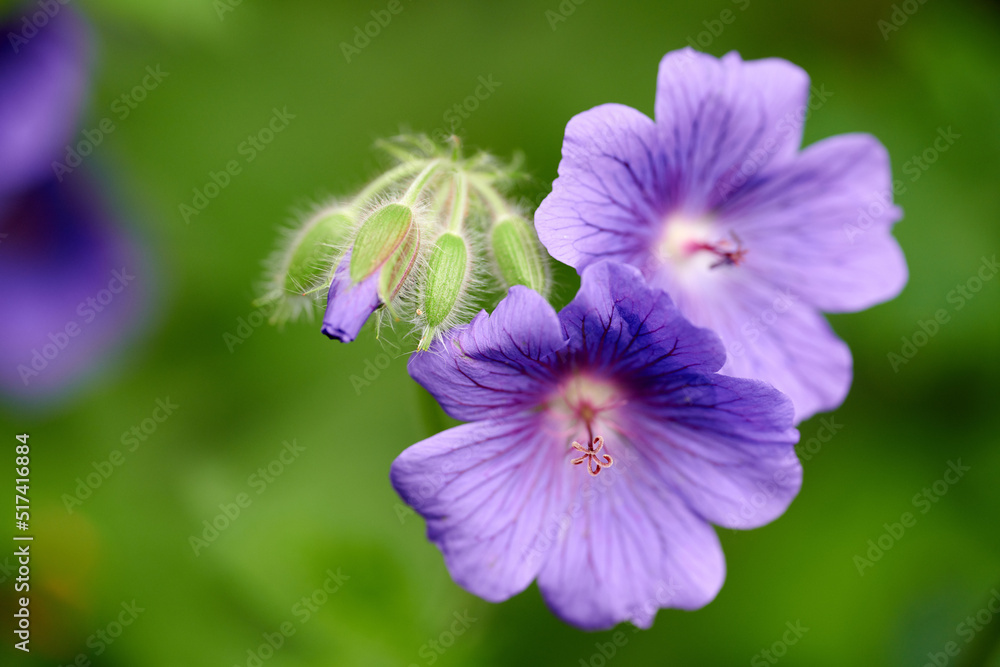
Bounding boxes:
321 250 381 343
719 133 908 312
536 451 725 630
390 417 572 603
559 261 727 378
408 285 567 421
535 103 663 270
654 48 810 209
0 174 146 401
664 273 852 421
0 8 90 196
629 375 801 530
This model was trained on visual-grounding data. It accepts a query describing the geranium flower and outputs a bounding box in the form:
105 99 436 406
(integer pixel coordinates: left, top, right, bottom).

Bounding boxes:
535 47 907 420
0 6 146 403
391 261 800 630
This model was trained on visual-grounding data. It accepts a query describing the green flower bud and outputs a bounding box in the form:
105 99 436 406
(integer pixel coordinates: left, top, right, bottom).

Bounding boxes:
378 228 421 303
283 209 354 293
420 232 469 347
256 205 354 326
491 217 549 296
350 203 413 283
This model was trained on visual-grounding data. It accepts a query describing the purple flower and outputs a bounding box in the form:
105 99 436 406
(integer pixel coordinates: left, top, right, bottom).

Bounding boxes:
0 7 89 196
0 6 147 404
0 174 146 401
321 250 382 343
391 261 800 630
535 48 907 421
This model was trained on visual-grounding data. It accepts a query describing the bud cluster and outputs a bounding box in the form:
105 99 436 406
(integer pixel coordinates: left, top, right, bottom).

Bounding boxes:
257 134 551 348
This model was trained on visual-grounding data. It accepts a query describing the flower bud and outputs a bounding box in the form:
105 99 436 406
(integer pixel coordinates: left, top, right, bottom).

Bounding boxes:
283 209 354 293
378 228 421 302
491 216 549 296
322 250 381 343
257 205 354 326
350 203 413 283
420 232 469 347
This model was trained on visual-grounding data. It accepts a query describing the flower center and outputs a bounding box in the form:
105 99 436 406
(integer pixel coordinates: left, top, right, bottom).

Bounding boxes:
655 216 747 275
549 374 624 476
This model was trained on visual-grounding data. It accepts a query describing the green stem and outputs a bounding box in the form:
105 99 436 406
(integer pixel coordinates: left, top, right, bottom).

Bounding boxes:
469 175 512 221
447 172 469 234
349 161 426 210
401 160 444 207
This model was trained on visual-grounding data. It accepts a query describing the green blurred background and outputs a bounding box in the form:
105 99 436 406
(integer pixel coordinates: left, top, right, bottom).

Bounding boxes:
3 0 1000 665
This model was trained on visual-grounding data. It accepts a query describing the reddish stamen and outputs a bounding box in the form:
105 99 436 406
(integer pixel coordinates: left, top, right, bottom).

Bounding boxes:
686 233 747 269
570 434 614 477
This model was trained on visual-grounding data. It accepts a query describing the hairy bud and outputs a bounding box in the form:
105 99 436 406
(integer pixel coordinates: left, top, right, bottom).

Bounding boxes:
257 205 354 326
378 228 421 302
284 209 354 293
420 232 470 347
350 203 413 282
491 216 549 296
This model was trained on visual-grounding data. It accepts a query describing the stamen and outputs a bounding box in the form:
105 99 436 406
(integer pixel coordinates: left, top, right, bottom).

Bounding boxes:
570 434 614 477
686 232 747 269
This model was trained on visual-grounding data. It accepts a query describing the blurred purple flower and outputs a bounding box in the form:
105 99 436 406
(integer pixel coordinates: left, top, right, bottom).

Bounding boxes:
535 47 908 421
391 261 800 630
0 5 146 403
0 6 89 196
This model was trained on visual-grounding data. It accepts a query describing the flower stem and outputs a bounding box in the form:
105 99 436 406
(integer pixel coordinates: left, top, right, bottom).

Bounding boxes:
350 160 427 210
469 175 512 221
401 160 444 207
447 172 469 234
